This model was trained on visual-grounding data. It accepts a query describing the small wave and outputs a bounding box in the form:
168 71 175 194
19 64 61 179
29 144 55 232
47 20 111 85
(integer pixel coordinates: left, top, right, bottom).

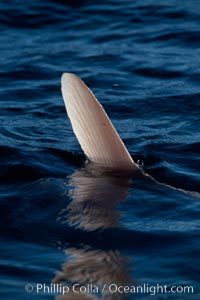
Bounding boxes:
144 30 200 48
0 146 84 183
134 67 183 80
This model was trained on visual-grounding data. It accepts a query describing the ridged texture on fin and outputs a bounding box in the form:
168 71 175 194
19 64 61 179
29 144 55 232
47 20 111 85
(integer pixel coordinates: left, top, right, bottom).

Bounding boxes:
61 73 138 171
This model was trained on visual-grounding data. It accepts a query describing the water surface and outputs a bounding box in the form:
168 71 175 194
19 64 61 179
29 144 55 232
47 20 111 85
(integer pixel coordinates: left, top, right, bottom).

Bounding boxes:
0 0 200 299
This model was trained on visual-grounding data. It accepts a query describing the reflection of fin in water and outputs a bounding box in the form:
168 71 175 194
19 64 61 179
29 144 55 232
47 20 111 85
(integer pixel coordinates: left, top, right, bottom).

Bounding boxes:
58 165 131 231
54 166 133 300
53 247 131 300
61 73 139 171
53 247 131 286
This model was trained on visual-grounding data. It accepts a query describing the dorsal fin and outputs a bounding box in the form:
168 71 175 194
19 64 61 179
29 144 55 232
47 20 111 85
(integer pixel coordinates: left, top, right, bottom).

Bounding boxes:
61 73 138 171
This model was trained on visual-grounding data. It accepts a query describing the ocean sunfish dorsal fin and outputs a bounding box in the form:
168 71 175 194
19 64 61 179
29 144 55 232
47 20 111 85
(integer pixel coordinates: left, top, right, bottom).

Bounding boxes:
61 73 138 171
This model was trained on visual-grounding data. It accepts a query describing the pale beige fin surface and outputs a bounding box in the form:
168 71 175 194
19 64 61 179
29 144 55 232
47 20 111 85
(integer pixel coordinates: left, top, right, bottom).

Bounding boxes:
61 73 138 171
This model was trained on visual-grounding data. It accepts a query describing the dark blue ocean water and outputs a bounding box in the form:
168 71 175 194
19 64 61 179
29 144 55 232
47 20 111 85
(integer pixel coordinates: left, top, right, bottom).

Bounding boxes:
0 0 200 299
